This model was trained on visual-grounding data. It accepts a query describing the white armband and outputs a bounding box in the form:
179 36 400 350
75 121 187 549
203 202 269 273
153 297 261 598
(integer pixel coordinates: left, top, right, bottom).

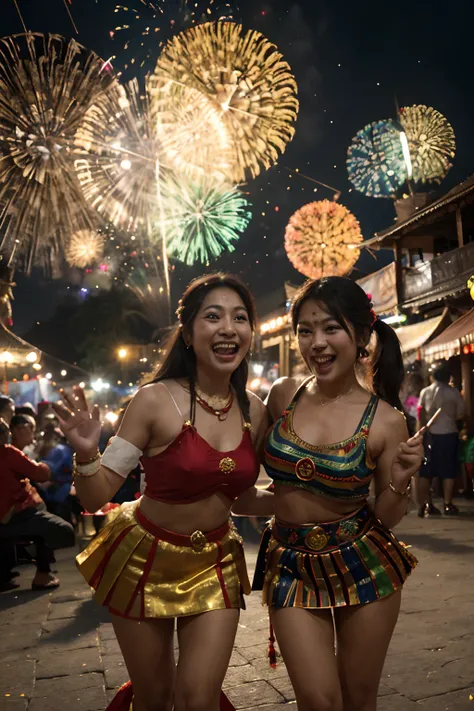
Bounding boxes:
101 436 143 478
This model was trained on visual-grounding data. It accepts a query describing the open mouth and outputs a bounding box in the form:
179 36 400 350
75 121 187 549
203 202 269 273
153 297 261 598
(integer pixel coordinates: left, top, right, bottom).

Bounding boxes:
312 355 336 371
212 342 239 356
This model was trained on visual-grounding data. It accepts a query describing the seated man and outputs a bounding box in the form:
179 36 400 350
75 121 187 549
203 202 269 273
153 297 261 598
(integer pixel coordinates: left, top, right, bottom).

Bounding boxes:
0 419 75 590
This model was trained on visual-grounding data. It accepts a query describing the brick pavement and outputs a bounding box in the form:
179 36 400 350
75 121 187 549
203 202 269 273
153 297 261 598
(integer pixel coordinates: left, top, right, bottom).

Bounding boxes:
1 503 473 710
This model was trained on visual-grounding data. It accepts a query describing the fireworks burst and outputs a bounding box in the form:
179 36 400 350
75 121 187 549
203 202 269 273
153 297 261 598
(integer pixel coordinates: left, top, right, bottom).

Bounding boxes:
152 21 299 184
347 120 408 198
74 79 160 232
161 175 252 265
285 200 363 280
75 79 231 231
147 79 232 181
112 0 239 76
399 104 456 184
0 32 121 271
66 230 105 268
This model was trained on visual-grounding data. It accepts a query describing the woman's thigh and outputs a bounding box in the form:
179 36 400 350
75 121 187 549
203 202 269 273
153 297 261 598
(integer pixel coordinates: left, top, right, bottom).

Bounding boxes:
271 607 342 711
335 590 402 711
111 613 176 711
174 608 239 711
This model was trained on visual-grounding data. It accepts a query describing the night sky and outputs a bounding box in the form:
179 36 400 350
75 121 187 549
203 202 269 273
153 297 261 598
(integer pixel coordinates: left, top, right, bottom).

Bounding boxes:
4 0 474 333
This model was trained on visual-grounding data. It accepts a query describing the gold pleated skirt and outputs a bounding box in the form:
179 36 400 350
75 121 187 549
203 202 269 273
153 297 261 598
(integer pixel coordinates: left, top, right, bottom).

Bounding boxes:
76 499 251 619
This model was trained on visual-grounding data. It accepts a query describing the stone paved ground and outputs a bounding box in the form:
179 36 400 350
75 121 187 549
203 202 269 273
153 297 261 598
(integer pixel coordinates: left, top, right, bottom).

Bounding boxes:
1 502 474 710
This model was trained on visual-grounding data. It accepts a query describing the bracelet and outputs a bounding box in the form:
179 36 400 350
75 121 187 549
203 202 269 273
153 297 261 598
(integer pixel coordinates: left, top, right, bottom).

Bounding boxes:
75 449 100 465
389 480 411 497
73 453 102 478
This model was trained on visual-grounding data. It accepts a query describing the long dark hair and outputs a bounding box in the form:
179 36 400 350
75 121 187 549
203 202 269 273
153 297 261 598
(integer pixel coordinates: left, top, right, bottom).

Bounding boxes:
149 273 257 422
290 276 404 410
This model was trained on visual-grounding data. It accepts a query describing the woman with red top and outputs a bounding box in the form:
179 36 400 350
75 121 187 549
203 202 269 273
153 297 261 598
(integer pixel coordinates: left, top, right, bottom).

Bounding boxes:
53 273 272 711
253 277 424 711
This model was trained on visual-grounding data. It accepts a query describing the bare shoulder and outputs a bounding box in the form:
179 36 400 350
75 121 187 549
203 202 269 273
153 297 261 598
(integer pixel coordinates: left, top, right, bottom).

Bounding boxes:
246 390 268 435
267 376 300 420
118 380 184 450
129 380 181 418
133 381 170 407
247 389 266 417
374 400 408 438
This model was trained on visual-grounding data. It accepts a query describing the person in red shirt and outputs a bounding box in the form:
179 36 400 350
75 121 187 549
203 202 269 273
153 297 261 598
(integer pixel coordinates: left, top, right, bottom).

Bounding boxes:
0 419 75 589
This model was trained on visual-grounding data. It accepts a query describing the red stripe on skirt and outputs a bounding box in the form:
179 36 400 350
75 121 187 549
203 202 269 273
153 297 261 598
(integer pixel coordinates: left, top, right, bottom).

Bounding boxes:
89 524 135 590
215 541 232 609
122 537 159 619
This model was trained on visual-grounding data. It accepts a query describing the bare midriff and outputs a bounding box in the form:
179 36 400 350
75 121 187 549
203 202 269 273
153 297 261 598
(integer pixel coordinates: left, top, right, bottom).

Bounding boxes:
139 492 233 535
273 483 367 526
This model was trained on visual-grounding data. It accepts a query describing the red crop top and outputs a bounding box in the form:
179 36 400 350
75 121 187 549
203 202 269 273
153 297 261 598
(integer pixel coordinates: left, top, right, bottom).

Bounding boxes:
141 387 259 504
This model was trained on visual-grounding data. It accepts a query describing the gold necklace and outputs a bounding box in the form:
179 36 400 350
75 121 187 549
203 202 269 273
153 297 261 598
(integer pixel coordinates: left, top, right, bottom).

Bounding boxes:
318 388 353 408
195 384 232 411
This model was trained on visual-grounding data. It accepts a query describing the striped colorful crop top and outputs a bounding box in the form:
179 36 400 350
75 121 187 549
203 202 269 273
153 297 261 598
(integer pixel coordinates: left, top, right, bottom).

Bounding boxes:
264 380 379 501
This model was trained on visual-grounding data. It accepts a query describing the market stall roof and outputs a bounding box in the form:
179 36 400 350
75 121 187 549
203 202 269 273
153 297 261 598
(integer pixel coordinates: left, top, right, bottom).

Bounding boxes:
427 308 474 348
395 309 450 353
362 175 474 248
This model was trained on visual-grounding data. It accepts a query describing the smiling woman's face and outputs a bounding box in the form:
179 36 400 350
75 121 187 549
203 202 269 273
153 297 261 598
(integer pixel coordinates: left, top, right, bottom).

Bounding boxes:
296 298 358 382
187 286 252 376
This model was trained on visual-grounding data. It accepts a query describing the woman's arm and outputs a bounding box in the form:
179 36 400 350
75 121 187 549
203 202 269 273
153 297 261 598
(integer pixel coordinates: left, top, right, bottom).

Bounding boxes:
54 385 158 512
232 392 273 517
373 408 424 529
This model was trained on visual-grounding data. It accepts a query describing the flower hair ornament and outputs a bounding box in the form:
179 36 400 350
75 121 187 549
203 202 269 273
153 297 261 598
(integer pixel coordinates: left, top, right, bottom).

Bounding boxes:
366 292 377 328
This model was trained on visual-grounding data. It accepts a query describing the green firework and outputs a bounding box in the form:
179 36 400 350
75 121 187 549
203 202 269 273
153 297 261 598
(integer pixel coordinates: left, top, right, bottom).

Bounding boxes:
161 177 252 266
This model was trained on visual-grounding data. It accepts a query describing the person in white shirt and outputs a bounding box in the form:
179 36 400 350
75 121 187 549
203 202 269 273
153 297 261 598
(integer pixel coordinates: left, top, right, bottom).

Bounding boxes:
417 366 464 516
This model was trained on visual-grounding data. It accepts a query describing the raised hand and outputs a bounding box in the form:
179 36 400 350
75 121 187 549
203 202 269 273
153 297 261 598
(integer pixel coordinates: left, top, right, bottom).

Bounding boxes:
52 386 101 460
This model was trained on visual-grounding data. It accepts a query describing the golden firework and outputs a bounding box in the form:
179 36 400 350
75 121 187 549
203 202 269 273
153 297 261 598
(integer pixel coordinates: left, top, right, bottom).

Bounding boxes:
147 80 232 182
75 79 232 231
150 21 299 184
399 105 456 184
0 33 121 271
74 80 160 232
284 200 363 280
66 230 105 268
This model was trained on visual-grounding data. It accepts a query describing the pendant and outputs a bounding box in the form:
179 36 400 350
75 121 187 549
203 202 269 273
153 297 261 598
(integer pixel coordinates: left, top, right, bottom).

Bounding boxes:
295 457 316 482
219 457 236 473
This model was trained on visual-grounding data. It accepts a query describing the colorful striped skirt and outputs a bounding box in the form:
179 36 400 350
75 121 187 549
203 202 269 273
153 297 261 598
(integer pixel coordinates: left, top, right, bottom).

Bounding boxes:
76 499 251 619
253 505 417 608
